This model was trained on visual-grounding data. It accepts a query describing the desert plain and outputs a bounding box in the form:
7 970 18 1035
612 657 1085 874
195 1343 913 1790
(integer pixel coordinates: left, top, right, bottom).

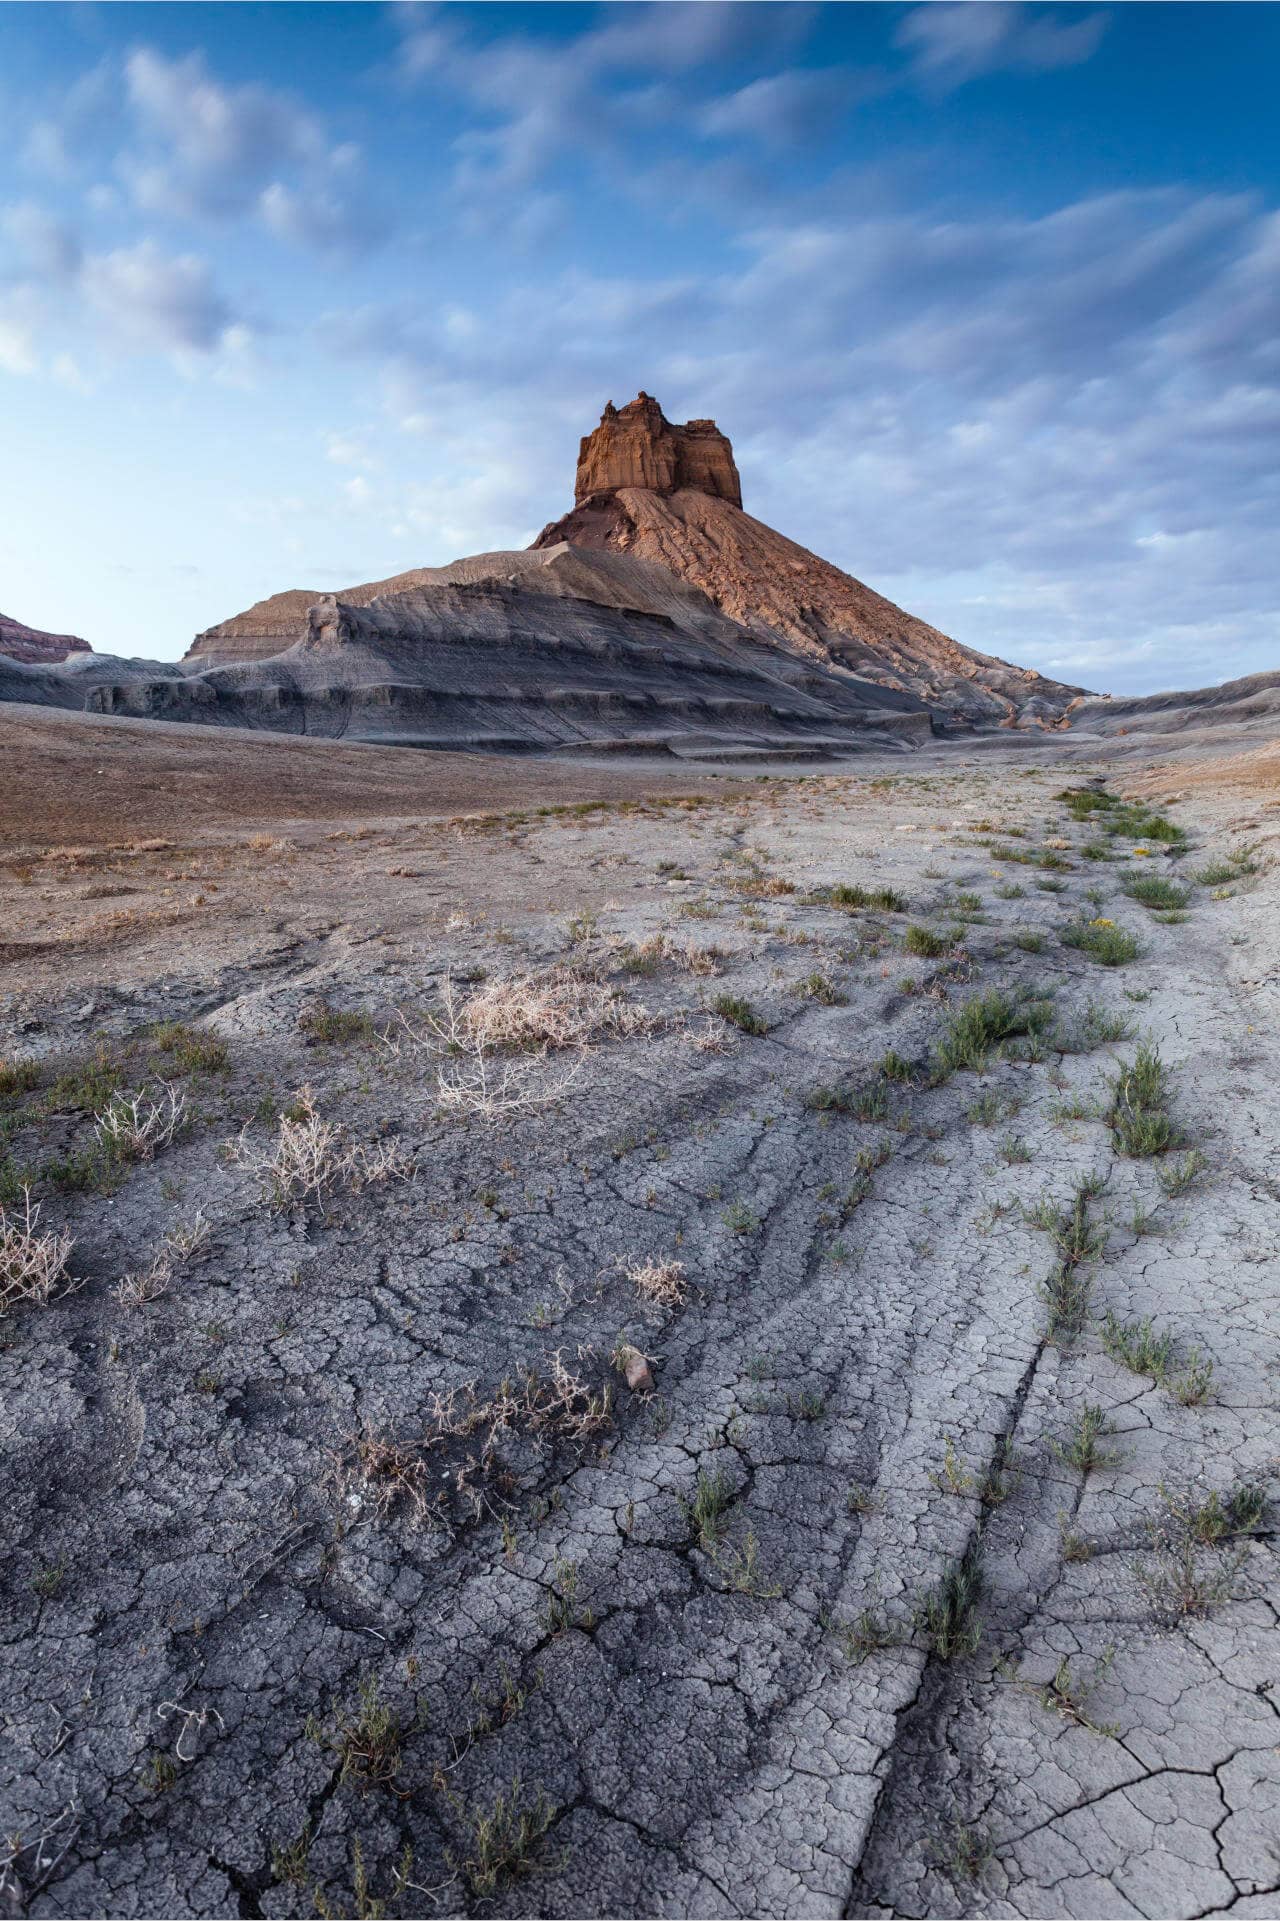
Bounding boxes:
2 703 1279 1920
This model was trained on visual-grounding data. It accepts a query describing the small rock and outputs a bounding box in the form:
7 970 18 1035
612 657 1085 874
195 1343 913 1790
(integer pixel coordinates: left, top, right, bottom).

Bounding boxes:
615 1344 654 1394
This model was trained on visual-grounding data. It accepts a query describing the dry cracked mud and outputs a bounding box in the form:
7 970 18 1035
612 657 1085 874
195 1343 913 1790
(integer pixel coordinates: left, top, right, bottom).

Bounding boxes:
2 737 1278 1920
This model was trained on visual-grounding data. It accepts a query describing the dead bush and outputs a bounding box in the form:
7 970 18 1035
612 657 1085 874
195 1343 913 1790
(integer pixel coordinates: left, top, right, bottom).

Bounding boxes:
0 1192 76 1319
626 1256 687 1309
383 968 654 1119
230 1089 413 1206
691 1018 733 1054
94 1083 186 1163
166 1209 211 1260
453 970 652 1051
344 1350 613 1534
113 1251 173 1309
678 943 725 977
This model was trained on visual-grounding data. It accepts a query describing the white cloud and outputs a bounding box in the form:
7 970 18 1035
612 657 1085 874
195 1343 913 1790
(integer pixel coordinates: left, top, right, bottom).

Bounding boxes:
111 48 387 255
3 201 82 278
122 48 323 216
326 434 375 468
0 311 38 376
82 240 233 352
21 63 116 180
392 1 815 220
699 70 855 145
897 3 1109 92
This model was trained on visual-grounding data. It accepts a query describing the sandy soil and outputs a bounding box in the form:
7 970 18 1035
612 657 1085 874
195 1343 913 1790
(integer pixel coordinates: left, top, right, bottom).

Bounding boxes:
1 703 751 851
2 713 1278 1920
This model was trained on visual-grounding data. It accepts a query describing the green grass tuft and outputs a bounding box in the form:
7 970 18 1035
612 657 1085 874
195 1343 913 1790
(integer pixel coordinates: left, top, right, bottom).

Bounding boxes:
712 994 768 1036
933 989 1052 1075
1121 875 1191 911
1061 920 1141 966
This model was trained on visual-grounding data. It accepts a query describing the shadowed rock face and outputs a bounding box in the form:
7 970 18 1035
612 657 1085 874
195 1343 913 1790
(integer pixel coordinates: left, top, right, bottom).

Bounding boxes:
573 392 742 507
0 610 91 665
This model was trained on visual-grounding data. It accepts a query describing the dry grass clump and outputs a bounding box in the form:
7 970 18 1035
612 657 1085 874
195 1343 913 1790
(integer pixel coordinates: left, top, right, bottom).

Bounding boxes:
113 1250 173 1309
691 1017 733 1054
346 1351 613 1534
611 934 722 978
626 1256 687 1308
94 1083 186 1163
678 942 725 977
231 1088 412 1206
113 1209 213 1308
451 970 652 1052
167 1208 212 1260
386 968 652 1120
0 1192 76 1319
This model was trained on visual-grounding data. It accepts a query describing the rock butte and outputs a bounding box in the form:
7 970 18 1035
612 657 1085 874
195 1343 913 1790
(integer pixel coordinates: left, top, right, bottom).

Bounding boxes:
573 391 743 507
180 393 1083 732
536 395 1074 725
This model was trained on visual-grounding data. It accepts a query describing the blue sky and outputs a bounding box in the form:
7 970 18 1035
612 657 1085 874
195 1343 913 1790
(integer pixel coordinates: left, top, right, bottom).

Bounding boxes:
1 2 1276 689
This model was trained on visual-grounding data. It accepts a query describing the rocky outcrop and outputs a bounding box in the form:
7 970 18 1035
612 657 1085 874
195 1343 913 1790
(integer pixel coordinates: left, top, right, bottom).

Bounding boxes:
536 397 1084 727
21 390 1084 742
182 391 1080 729
573 393 742 508
186 591 323 667
0 610 91 665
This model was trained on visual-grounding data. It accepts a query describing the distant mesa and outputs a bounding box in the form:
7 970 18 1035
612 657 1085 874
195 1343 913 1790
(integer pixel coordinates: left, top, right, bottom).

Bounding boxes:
0 609 92 666
179 391 1081 731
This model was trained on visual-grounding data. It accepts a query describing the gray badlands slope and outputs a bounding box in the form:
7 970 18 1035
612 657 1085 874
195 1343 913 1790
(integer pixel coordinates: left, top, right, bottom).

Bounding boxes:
1 746 1277 1919
3 546 931 759
1069 671 1280 747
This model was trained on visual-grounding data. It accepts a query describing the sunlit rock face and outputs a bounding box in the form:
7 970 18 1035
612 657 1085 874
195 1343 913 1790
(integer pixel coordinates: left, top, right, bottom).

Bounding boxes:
572 392 743 509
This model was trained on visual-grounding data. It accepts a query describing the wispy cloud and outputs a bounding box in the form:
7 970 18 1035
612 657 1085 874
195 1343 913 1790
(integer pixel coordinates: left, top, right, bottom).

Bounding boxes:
122 48 387 256
896 3 1110 92
81 239 233 352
